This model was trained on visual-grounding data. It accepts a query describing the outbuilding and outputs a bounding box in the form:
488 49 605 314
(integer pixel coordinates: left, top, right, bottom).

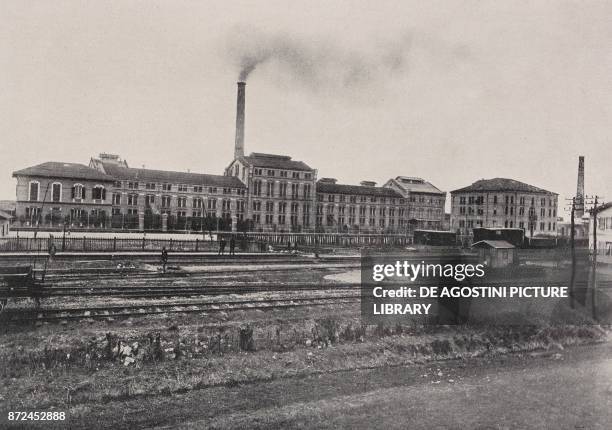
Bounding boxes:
471 240 516 268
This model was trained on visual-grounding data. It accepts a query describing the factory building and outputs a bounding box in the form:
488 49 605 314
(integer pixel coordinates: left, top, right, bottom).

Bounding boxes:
383 176 446 230
12 162 114 228
10 81 446 234
450 178 558 238
315 178 408 233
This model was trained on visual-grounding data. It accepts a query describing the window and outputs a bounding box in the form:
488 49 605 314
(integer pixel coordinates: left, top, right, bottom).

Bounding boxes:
193 186 203 193
254 168 263 176
145 195 155 206
92 186 106 201
279 182 287 198
128 181 139 189
112 193 121 205
280 170 288 178
145 183 156 190
253 200 261 211
162 183 172 191
29 181 39 201
328 194 335 203
72 184 85 200
267 169 275 177
207 198 217 210
161 195 171 208
51 183 61 202
304 184 311 198
266 182 274 197
193 198 203 209
253 180 262 196
128 194 138 206
292 172 300 179
291 183 299 199
177 197 187 208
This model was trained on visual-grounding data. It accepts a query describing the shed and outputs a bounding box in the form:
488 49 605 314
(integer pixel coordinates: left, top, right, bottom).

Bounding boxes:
471 240 516 268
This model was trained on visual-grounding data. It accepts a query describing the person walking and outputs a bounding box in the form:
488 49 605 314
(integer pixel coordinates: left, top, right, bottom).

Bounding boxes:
161 247 168 273
218 236 226 255
229 236 236 256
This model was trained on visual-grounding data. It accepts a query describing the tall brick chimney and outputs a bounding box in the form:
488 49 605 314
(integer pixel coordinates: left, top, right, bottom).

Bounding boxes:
234 82 246 159
575 155 585 218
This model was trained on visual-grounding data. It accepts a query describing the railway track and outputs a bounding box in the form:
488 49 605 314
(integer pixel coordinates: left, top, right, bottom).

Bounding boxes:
2 294 362 323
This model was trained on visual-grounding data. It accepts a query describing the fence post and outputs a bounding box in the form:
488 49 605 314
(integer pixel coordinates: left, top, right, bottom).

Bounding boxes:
169 238 173 251
142 237 145 251
83 236 86 251
195 238 199 252
113 237 117 252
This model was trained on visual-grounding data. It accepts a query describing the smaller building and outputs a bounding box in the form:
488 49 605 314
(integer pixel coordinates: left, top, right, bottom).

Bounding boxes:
383 176 446 230
590 202 612 264
0 210 12 237
472 240 516 268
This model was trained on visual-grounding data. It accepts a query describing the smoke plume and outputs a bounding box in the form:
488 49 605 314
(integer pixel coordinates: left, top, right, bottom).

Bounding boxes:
226 26 413 92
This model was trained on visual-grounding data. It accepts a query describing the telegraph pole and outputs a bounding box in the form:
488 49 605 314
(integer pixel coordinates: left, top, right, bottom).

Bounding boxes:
564 197 576 309
585 195 601 321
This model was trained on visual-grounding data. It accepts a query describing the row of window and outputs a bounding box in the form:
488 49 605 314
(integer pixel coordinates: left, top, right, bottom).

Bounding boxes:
315 215 406 228
252 181 312 199
249 166 313 180
317 194 406 205
120 181 245 195
457 206 557 218
457 195 556 207
115 194 245 212
28 182 107 203
456 219 557 231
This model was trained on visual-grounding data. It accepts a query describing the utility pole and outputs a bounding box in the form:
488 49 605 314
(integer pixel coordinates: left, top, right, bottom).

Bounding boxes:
564 197 576 309
585 195 602 321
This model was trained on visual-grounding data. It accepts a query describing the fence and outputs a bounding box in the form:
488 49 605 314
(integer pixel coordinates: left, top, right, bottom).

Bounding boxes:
0 232 410 253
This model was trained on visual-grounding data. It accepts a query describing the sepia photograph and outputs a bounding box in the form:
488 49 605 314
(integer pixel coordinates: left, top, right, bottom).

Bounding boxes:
0 1 611 429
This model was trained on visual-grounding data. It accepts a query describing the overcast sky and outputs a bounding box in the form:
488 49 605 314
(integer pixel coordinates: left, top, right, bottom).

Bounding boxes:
1 0 611 214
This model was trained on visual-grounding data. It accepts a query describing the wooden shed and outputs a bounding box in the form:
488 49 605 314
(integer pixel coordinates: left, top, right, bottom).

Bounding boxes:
471 240 516 268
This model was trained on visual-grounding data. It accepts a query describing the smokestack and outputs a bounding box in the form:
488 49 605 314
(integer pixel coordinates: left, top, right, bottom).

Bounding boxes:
234 82 246 159
575 156 585 218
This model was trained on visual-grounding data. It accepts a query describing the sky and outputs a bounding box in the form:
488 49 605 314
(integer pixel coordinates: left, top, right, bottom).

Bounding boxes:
1 0 611 215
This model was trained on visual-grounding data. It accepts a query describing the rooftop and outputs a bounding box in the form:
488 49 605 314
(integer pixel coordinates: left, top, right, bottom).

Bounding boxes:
316 181 403 198
13 162 115 182
472 240 516 249
386 176 445 195
0 210 13 220
97 162 246 188
451 178 556 195
239 153 313 171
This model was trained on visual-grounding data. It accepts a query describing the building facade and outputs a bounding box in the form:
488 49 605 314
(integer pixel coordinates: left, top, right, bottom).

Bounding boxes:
12 162 115 228
590 202 612 263
224 153 317 232
383 176 446 230
90 154 247 231
0 211 11 237
315 178 408 233
450 178 558 238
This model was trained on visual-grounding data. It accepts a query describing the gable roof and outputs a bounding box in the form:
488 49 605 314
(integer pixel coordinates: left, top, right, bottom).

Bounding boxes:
472 240 515 249
239 153 313 171
386 177 445 195
0 210 13 220
316 181 404 198
451 178 556 194
13 162 114 182
98 162 245 188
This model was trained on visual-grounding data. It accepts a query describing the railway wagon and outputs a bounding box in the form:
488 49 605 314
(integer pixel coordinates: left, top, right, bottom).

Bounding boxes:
413 230 457 246
0 265 41 313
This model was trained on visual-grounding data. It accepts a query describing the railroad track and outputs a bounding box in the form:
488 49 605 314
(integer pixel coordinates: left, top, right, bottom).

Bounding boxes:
38 282 362 298
2 294 362 323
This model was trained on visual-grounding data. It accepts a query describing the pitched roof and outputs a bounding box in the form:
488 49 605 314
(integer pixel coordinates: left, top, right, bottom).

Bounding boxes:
99 162 245 188
387 177 445 195
316 181 404 198
13 162 114 182
0 210 13 220
451 178 556 194
239 153 313 171
472 240 515 249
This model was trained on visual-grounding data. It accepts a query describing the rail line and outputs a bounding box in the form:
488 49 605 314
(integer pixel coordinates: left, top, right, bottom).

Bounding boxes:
3 294 362 323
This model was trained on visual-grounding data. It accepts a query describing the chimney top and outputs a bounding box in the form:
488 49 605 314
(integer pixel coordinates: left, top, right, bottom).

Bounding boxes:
319 178 337 184
360 181 377 187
